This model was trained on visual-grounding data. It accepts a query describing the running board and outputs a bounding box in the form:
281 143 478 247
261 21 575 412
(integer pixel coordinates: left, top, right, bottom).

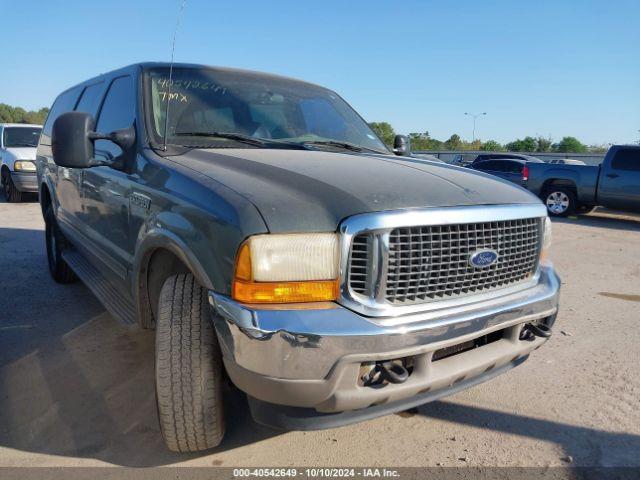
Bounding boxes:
62 250 137 326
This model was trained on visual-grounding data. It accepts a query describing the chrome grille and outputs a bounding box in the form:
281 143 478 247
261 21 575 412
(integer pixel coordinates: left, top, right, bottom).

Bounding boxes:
347 217 541 306
349 234 370 296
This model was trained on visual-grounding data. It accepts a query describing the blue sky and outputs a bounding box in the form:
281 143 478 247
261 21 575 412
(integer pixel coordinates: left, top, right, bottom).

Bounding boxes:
2 0 638 145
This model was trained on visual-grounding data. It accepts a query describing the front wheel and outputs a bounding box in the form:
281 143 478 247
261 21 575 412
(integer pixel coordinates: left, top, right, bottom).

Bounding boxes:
543 187 577 217
44 207 78 283
155 273 226 452
2 171 23 203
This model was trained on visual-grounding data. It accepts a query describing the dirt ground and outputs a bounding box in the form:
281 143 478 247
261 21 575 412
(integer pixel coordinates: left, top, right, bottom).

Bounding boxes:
1 196 639 468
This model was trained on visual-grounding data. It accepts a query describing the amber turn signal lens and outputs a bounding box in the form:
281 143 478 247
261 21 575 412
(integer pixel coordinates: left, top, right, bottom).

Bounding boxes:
235 243 252 282
233 279 340 304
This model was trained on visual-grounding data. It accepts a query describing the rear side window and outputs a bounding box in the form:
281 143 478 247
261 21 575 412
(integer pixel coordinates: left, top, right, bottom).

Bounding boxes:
94 76 135 161
76 82 106 118
611 149 640 171
42 86 83 140
506 161 523 174
477 160 500 171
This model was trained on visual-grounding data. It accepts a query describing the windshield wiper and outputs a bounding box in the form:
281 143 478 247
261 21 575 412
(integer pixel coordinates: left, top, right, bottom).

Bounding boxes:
174 131 269 148
174 132 307 150
8 143 37 148
302 140 386 154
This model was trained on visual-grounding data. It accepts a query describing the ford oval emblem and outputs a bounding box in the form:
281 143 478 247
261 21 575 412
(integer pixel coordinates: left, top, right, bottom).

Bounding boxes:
469 249 499 268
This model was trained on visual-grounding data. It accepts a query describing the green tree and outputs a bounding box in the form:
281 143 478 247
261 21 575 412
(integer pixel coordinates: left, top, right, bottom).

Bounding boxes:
481 140 504 151
554 136 588 153
506 136 537 152
444 134 462 150
588 144 609 153
0 103 49 124
467 139 482 151
535 136 553 152
368 122 395 147
408 131 445 150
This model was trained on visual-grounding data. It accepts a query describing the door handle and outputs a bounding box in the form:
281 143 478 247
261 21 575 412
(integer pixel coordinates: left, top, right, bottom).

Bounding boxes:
606 173 619 179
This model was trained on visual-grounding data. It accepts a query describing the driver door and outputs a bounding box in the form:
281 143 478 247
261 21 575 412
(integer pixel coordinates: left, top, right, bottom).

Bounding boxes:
597 148 640 212
81 75 136 287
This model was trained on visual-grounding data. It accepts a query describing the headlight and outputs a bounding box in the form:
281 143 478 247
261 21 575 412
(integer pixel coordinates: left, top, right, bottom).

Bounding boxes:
233 233 340 303
14 161 36 172
541 216 552 261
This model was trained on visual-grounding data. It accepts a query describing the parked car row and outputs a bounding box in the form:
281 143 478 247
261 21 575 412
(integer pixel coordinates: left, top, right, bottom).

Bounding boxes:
461 150 640 217
527 146 640 216
469 155 544 187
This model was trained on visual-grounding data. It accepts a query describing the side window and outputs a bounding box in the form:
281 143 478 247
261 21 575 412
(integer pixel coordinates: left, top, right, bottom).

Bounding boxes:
611 149 640 172
491 161 506 171
94 76 135 161
75 82 106 119
482 160 500 171
507 161 523 174
41 86 83 143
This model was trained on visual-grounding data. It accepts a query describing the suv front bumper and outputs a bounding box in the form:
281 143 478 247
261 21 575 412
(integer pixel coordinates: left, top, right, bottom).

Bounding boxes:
209 264 560 427
10 171 38 192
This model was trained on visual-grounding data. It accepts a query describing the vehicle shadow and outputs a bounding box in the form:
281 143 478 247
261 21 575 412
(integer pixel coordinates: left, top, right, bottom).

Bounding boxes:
0 193 39 204
416 401 640 467
0 311 281 467
0 226 104 366
552 209 640 232
0 223 280 467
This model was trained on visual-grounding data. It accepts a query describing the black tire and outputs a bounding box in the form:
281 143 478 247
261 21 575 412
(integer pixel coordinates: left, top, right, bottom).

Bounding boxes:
45 207 78 283
2 170 23 203
543 186 577 217
155 273 225 452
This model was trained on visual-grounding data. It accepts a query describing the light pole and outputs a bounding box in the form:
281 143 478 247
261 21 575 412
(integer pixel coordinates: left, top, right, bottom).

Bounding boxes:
464 112 486 143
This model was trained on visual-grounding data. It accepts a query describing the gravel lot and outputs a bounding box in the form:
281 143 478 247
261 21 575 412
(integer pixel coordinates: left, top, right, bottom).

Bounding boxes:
1 196 639 469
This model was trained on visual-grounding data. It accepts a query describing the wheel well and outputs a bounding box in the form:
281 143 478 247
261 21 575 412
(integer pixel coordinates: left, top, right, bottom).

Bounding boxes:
138 248 191 329
1 165 9 184
40 184 52 217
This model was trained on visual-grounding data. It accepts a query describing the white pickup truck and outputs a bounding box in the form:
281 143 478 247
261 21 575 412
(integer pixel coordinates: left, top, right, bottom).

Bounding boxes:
0 123 42 202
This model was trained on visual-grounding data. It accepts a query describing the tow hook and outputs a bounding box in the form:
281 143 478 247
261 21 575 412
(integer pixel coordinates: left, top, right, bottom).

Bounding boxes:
362 360 410 386
520 322 553 341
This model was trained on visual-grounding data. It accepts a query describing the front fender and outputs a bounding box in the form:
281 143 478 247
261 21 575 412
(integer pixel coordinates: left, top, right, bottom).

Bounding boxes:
133 220 223 330
132 204 264 328
135 219 224 289
1 151 18 170
39 174 60 217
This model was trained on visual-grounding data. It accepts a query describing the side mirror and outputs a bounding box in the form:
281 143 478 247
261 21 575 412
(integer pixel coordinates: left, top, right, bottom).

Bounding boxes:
52 112 96 168
393 134 411 156
52 111 136 169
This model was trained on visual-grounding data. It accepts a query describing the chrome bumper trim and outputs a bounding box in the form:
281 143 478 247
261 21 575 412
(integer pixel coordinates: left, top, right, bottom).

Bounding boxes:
209 264 560 380
11 171 38 192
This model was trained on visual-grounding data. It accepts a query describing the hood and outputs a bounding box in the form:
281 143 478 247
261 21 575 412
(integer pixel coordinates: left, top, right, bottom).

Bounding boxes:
178 149 541 233
3 147 37 161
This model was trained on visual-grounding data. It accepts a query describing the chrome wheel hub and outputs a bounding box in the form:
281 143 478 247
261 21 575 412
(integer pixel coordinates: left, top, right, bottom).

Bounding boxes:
546 192 570 214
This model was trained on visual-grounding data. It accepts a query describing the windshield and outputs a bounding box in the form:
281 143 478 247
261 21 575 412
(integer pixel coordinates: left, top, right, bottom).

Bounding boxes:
144 67 388 153
3 127 41 148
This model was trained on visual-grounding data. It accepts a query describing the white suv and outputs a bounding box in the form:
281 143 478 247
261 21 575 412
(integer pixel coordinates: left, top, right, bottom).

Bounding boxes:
0 123 42 202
